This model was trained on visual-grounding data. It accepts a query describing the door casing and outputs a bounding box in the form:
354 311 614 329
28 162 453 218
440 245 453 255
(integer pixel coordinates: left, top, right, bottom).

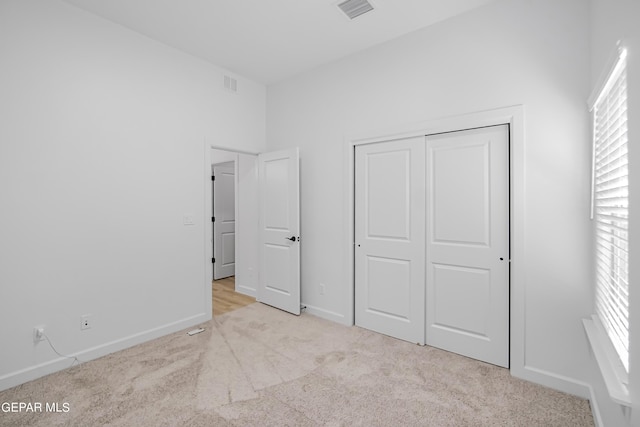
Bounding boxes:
204 145 259 320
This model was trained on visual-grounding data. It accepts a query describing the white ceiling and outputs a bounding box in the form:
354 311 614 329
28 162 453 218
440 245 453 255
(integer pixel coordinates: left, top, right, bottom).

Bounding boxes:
62 0 498 85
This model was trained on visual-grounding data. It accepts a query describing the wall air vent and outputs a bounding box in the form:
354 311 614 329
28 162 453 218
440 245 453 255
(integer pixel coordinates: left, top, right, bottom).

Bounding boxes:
224 75 237 93
337 0 374 20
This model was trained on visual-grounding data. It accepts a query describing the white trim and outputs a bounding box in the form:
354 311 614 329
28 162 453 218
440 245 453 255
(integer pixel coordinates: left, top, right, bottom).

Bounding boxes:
588 41 627 111
235 285 257 298
303 304 347 325
208 146 259 300
583 316 631 406
233 157 240 286
209 144 259 156
590 115 596 220
517 365 592 399
202 142 213 317
343 105 527 374
204 142 213 318
517 365 615 424
0 312 209 392
588 384 605 427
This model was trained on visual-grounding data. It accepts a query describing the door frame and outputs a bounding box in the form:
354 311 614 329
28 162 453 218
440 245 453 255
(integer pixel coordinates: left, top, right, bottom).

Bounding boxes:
204 144 259 319
343 105 525 376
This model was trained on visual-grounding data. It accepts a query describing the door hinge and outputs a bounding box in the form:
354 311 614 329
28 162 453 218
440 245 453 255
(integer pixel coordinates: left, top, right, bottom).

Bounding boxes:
212 217 215 222
212 257 215 263
211 176 215 181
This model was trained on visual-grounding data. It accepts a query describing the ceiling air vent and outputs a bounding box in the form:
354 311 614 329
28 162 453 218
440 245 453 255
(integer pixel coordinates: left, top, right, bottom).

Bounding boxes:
337 0 374 20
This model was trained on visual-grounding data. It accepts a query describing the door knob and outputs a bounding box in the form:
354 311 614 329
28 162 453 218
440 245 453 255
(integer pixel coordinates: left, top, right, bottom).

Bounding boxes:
285 236 296 242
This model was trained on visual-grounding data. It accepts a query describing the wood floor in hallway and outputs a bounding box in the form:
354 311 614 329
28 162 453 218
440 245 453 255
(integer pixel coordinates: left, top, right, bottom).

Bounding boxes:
212 276 256 316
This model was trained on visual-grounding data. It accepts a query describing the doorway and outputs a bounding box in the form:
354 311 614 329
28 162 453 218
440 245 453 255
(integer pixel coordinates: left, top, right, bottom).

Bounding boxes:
209 148 259 317
206 146 301 317
353 122 512 368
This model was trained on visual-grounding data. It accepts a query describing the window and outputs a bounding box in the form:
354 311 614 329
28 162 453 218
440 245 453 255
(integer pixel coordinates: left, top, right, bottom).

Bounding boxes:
591 46 629 373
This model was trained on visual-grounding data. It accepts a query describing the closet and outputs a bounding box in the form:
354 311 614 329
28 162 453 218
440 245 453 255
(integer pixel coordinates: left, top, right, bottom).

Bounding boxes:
354 125 509 367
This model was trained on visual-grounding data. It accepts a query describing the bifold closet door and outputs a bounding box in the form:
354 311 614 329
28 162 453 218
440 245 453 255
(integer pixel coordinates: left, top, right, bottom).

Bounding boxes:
355 137 426 345
425 125 509 367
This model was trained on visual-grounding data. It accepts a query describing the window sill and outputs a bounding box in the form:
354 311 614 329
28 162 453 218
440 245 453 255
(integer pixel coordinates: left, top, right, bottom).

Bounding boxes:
583 315 631 407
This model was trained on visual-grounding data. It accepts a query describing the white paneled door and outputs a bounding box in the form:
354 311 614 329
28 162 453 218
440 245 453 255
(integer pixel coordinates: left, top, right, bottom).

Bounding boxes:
426 125 509 367
213 164 236 280
354 125 509 367
257 148 301 315
355 137 426 345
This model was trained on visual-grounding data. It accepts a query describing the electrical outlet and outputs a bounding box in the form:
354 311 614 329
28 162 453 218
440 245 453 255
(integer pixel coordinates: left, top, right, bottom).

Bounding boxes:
80 314 92 330
320 283 326 295
33 326 45 343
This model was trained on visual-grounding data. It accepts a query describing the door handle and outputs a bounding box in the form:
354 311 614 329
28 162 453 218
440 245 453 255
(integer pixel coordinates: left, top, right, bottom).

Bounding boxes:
285 236 297 242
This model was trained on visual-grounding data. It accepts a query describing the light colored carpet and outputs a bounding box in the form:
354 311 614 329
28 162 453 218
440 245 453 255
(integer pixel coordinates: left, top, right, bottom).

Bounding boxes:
0 303 594 426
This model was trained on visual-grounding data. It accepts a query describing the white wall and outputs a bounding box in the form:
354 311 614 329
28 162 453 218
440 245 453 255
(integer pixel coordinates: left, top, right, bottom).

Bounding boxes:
0 0 265 390
267 0 593 395
589 0 640 425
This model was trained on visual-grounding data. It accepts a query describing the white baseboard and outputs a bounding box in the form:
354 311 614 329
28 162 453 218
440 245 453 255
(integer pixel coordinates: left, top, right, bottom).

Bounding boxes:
511 365 591 399
236 285 256 298
587 384 605 427
0 312 210 392
302 304 346 325
512 365 605 425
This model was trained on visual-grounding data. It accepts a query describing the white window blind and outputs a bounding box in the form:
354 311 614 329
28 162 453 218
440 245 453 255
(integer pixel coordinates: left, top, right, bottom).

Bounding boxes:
592 48 629 373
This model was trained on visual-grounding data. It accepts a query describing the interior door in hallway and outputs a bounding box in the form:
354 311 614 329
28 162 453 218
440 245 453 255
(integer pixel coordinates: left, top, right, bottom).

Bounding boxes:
425 125 509 367
257 148 301 315
213 163 235 280
355 137 426 345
